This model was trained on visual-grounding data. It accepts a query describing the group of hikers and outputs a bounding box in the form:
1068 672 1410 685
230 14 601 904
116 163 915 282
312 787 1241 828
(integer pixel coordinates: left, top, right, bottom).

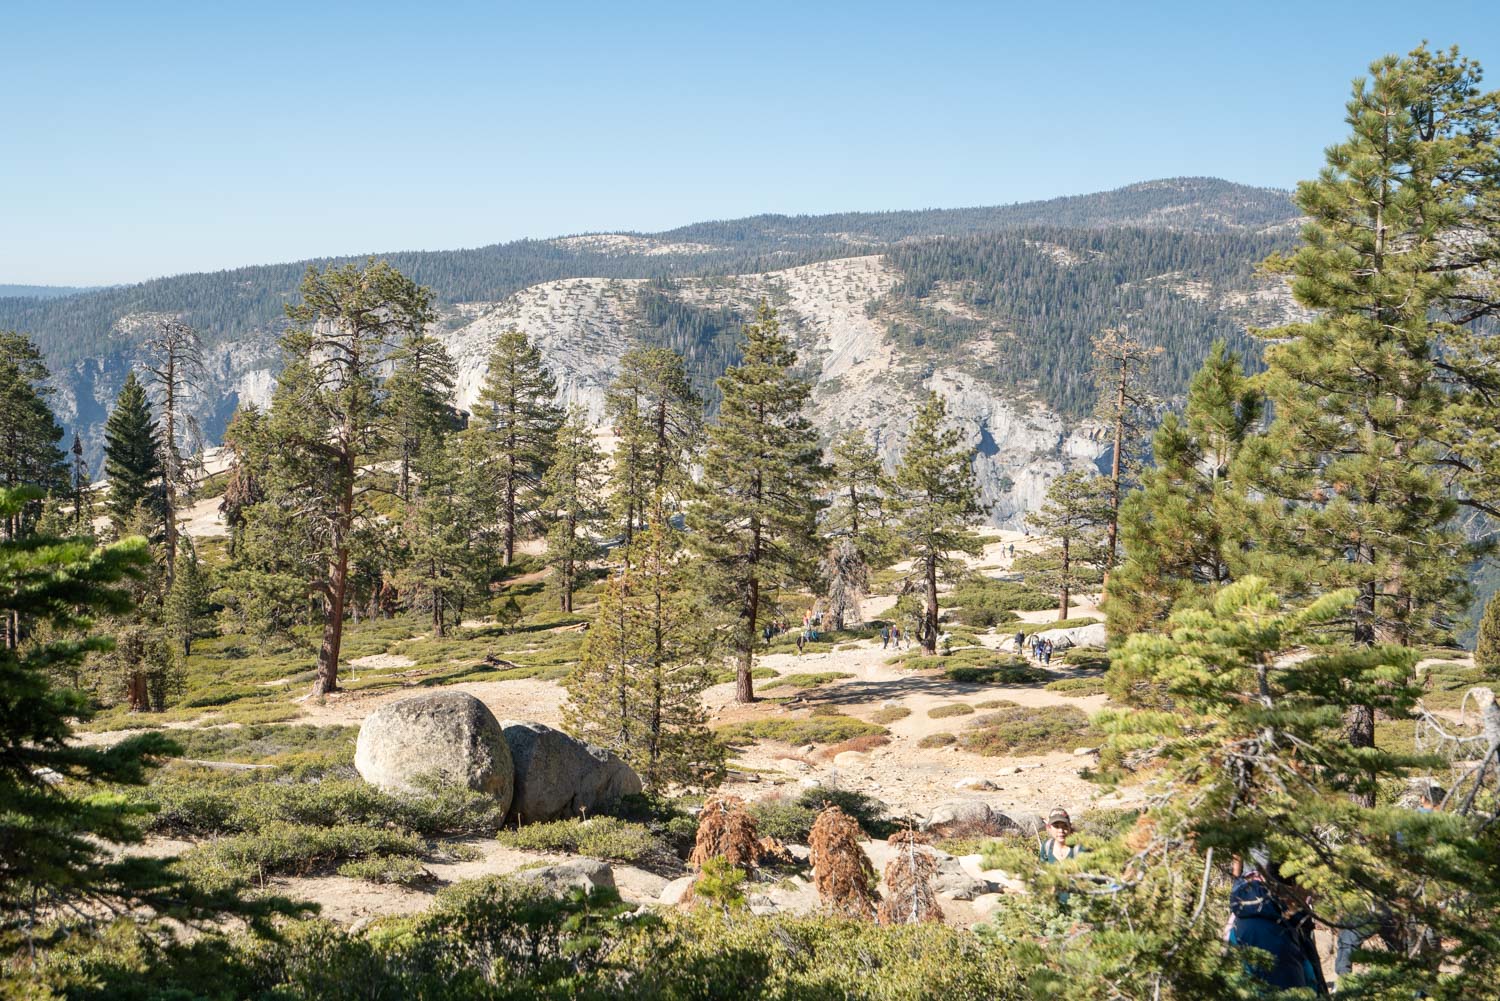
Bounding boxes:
879 624 909 650
1015 630 1056 664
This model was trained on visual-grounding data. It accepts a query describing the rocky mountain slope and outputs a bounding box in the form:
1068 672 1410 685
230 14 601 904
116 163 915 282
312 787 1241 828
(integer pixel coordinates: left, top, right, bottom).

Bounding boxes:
6 177 1305 525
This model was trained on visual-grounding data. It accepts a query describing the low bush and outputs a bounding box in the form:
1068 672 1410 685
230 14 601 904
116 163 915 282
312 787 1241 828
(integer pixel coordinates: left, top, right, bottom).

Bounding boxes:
870 706 912 724
945 577 1055 626
928 703 975 719
495 816 667 866
709 666 779 685
749 785 892 843
821 734 891 757
767 671 854 690
918 733 956 748
717 714 886 746
176 821 425 891
337 854 432 887
960 703 1097 756
1044 676 1108 697
946 663 1050 685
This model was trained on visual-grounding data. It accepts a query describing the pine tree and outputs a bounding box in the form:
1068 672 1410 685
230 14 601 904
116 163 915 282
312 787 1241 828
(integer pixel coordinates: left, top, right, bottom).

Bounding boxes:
604 346 702 548
394 438 485 637
217 405 265 559
566 518 723 792
266 260 434 695
1091 327 1162 575
0 332 66 543
542 406 607 613
163 539 211 657
825 428 893 567
687 303 826 702
385 326 458 501
103 372 165 537
1092 578 1500 996
1019 470 1111 621
143 318 205 577
473 330 564 566
1237 50 1478 767
1103 343 1260 639
69 431 93 533
1476 593 1500 680
891 392 983 654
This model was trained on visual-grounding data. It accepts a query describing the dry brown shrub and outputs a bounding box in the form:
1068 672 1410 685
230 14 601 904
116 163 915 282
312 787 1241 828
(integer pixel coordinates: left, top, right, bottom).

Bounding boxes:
689 794 762 870
757 835 798 867
809 804 879 919
818 734 892 759
928 814 1015 841
878 828 944 925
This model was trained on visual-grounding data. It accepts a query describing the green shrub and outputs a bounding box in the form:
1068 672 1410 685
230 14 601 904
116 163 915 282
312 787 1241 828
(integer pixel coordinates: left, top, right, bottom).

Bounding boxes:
945 577 1054 626
959 703 1097 756
1012 617 1102 637
946 663 1049 685
918 733 956 748
928 703 975 719
709 666 778 685
870 706 912 724
717 714 886 746
767 671 854 690
337 854 432 886
1044 676 1108 697
749 785 892 842
495 817 666 865
176 821 426 891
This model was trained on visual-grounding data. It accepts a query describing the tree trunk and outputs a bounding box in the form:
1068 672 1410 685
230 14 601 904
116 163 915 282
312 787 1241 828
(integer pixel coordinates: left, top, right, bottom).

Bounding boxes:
737 574 758 704
921 553 939 655
311 459 354 697
126 670 149 712
1103 360 1126 584
1059 535 1071 621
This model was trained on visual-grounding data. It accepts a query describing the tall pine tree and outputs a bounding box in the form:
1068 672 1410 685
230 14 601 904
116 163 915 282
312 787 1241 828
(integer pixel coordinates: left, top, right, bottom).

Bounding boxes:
891 392 984 655
1019 470 1112 621
688 303 825 703
102 372 165 537
604 346 702 549
542 406 607 613
0 332 66 553
1103 343 1260 639
265 260 433 695
472 330 563 566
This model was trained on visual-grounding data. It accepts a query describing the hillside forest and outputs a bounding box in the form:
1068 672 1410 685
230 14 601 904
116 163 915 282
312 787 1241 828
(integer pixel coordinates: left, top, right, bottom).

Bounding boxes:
4 43 1500 1001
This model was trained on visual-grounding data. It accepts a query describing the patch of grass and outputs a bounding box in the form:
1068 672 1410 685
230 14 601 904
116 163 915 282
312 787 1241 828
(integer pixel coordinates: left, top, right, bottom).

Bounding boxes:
1061 649 1112 669
944 577 1054 626
1044 676 1108 697
1011 617 1102 637
946 663 1050 685
337 854 432 887
166 724 358 770
870 706 912 725
716 713 886 746
928 703 975 719
917 733 956 748
495 817 666 865
960 703 1097 756
767 672 854 690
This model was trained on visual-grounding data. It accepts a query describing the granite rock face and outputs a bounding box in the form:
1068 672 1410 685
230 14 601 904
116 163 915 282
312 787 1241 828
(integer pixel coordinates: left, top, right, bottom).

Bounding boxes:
500 720 643 824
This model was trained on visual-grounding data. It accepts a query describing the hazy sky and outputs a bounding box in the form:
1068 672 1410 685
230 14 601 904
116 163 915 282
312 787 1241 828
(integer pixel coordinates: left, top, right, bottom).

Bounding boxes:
3 0 1497 285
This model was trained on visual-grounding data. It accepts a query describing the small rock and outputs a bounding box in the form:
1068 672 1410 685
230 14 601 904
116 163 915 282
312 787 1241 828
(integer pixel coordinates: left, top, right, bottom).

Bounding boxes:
797 776 822 790
659 875 695 907
996 766 1021 776
935 872 989 901
799 744 817 755
923 800 994 832
726 769 761 783
832 751 870 768
511 858 616 896
1073 746 1099 757
954 777 997 791
776 757 813 774
787 844 812 861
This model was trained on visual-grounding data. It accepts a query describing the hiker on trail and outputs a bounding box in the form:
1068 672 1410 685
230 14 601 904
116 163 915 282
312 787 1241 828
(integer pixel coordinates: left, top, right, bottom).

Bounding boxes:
881 625 890 649
893 625 902 649
1227 853 1329 995
1040 808 1085 863
1043 639 1054 665
796 633 805 655
1014 630 1024 654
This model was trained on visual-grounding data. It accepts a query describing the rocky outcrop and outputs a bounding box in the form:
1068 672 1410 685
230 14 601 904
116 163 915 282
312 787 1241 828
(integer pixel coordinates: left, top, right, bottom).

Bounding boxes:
922 800 995 833
501 720 642 824
354 692 514 810
1032 622 1108 650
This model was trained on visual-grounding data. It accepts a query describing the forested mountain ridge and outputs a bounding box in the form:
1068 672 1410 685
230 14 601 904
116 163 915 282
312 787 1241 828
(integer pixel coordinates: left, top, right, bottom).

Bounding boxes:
3 177 1302 519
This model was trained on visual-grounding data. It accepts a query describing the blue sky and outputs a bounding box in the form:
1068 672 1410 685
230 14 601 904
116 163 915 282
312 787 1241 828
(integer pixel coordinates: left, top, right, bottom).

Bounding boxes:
2 0 1497 285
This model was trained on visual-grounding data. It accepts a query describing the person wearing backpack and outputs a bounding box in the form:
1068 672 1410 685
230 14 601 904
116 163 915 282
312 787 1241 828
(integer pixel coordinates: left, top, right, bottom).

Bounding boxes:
1227 854 1329 995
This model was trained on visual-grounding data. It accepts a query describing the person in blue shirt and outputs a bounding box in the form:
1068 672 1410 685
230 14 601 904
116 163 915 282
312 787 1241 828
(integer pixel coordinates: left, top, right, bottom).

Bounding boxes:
1228 852 1329 995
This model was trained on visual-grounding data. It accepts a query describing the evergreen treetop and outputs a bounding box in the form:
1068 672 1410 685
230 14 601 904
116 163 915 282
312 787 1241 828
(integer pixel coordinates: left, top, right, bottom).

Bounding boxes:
102 371 165 535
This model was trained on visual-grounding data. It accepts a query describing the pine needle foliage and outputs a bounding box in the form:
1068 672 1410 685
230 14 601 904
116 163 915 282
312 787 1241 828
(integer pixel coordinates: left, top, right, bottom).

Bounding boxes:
687 303 826 702
877 829 943 926
102 371 165 536
689 795 762 870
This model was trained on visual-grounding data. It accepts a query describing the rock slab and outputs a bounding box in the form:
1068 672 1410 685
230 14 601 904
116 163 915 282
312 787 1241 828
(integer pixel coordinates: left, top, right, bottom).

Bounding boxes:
511 858 615 896
501 720 643 824
354 692 514 811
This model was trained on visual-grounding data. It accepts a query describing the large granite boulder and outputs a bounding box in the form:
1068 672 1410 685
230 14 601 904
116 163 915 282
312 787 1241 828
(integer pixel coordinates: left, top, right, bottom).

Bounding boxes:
922 800 994 833
510 858 615 896
501 720 643 824
1031 622 1107 650
354 692 513 811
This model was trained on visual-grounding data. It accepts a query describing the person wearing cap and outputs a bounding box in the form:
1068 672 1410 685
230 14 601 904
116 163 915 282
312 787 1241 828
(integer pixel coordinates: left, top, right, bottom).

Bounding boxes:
1228 853 1329 994
1040 808 1085 863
